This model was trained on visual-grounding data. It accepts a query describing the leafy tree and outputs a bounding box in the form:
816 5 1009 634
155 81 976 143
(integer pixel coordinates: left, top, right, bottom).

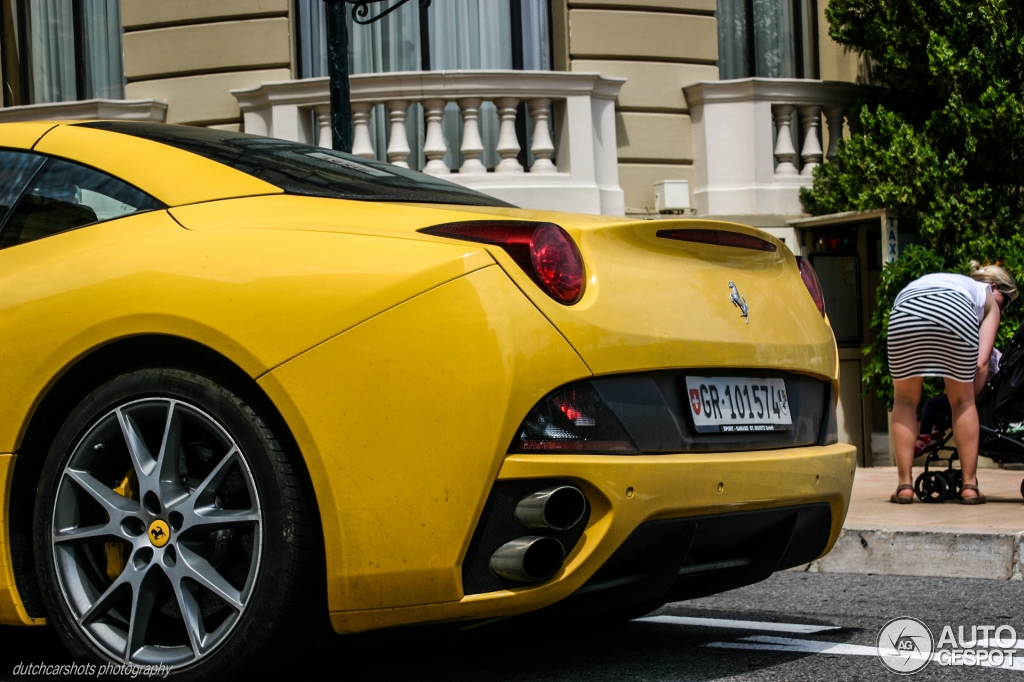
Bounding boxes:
800 0 1024 407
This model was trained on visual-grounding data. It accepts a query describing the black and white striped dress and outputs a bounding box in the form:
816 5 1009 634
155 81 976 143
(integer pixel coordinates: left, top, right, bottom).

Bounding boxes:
888 277 985 382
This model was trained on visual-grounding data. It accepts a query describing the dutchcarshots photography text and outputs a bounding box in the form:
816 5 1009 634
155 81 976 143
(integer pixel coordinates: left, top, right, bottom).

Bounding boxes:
11 661 170 678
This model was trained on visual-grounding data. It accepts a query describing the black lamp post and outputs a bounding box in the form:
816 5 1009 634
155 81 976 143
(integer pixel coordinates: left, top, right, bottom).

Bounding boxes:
323 0 432 153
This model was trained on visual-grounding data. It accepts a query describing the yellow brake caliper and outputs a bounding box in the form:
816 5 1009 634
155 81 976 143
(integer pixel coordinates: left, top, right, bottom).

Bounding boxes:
104 470 136 581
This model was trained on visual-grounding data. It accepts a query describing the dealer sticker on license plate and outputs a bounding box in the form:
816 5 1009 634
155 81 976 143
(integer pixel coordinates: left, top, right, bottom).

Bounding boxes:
684 376 792 433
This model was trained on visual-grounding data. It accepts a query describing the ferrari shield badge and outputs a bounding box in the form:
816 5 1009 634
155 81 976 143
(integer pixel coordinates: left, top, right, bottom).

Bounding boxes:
728 281 749 323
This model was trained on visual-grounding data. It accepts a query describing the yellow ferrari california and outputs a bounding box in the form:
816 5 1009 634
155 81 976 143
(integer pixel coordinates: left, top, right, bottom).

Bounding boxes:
0 120 855 677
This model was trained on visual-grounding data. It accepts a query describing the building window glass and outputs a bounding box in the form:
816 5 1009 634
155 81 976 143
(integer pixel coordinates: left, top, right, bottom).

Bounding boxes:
0 0 125 107
717 0 818 80
294 0 551 170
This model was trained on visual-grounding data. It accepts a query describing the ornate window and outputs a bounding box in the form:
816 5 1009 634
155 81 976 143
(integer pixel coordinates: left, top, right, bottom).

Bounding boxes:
0 0 125 107
717 0 818 80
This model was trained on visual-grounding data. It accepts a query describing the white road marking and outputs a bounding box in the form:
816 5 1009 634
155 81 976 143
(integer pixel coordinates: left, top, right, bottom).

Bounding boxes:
705 635 1024 671
706 635 876 657
636 615 840 634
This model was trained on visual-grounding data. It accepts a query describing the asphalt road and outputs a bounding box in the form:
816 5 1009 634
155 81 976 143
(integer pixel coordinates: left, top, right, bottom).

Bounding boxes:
3 571 1023 680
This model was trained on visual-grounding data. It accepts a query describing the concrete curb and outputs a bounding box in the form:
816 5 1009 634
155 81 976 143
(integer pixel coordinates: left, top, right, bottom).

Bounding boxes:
793 528 1024 580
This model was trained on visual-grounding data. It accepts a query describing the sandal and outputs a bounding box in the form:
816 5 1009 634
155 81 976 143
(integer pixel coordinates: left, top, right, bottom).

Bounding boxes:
961 483 986 505
890 483 914 504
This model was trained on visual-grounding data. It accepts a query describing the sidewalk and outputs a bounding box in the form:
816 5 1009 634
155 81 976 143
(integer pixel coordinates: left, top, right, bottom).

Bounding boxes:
798 467 1024 580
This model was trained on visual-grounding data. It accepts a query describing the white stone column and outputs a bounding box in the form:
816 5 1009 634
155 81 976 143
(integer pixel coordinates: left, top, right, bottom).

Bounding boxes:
457 98 487 174
351 102 375 159
494 97 523 173
771 103 799 176
528 97 556 173
824 106 845 164
315 106 331 148
386 99 411 168
422 98 449 175
798 104 823 175
847 106 863 136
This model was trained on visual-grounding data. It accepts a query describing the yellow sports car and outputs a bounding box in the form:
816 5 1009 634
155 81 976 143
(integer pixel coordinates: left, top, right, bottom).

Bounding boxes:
0 121 854 677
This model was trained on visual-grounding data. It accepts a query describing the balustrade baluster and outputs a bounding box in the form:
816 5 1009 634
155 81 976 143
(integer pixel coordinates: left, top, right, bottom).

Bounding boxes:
823 106 845 164
315 106 331 148
457 98 486 174
351 102 375 159
847 107 863 136
385 100 411 168
771 104 799 176
494 97 523 173
798 105 823 175
422 98 449 175
528 98 556 173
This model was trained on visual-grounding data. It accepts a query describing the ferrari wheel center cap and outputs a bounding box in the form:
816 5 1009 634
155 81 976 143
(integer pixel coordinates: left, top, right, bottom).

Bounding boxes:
148 519 170 547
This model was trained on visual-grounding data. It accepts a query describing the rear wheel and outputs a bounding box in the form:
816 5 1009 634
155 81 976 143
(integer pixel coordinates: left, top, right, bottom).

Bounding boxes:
34 369 322 678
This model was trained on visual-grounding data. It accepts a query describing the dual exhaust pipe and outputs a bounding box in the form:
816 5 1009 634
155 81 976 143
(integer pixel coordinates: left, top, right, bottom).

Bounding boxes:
489 485 587 583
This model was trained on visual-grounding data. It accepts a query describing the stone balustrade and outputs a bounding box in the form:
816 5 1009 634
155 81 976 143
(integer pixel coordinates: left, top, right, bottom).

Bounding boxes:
683 78 874 217
233 70 626 216
0 98 167 123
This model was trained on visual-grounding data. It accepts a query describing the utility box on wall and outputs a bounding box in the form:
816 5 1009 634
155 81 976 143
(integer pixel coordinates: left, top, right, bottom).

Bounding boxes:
654 180 690 213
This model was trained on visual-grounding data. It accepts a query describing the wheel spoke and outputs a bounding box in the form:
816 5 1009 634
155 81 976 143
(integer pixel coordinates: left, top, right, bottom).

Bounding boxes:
177 544 244 611
80 567 134 625
53 521 120 544
65 468 138 516
117 408 156 482
173 576 206 658
190 508 260 533
184 447 241 514
124 568 161 662
154 402 189 504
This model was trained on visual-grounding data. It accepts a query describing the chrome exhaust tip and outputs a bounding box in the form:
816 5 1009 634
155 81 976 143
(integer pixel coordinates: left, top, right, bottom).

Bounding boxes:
489 536 565 583
515 485 587 531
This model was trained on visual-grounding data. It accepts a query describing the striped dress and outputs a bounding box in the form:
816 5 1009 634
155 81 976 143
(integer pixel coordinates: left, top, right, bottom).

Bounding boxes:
888 274 988 382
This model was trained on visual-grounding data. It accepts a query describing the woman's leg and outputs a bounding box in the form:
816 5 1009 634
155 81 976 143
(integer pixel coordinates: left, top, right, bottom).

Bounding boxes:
892 377 924 497
945 379 980 498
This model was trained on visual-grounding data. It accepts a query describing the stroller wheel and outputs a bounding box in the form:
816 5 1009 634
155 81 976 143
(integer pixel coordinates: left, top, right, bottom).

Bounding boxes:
1020 478 1024 500
915 471 949 503
948 469 963 500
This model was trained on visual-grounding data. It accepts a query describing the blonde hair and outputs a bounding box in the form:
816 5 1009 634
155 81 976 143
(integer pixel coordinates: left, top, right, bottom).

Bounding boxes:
969 260 1019 303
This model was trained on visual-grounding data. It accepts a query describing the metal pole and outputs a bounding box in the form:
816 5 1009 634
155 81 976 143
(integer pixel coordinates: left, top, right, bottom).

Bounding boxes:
325 0 352 152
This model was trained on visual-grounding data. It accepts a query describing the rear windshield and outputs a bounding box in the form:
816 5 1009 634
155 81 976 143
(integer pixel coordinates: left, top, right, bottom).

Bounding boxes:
78 121 514 208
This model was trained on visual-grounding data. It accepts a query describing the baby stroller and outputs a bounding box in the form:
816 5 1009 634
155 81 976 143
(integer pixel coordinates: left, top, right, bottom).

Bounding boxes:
915 321 1024 502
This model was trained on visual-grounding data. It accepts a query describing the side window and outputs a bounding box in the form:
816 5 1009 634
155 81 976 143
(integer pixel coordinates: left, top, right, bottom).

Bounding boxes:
0 150 46 226
0 158 164 249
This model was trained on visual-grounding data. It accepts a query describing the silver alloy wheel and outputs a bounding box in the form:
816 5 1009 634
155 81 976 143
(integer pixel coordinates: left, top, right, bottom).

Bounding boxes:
50 398 262 668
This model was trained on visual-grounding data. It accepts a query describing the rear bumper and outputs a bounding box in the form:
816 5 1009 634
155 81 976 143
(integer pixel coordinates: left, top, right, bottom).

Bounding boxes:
329 442 856 633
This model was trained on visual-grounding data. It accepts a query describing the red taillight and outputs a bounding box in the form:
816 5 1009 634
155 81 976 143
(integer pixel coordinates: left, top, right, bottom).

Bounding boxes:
656 228 777 252
510 381 639 454
420 221 585 304
796 256 826 317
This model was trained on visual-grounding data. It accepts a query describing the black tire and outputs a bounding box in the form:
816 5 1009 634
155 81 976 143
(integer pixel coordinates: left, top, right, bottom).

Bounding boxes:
33 368 324 679
948 469 963 500
914 471 949 503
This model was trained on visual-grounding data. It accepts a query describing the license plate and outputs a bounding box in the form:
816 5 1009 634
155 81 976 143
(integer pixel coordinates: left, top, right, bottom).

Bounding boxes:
684 377 792 433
